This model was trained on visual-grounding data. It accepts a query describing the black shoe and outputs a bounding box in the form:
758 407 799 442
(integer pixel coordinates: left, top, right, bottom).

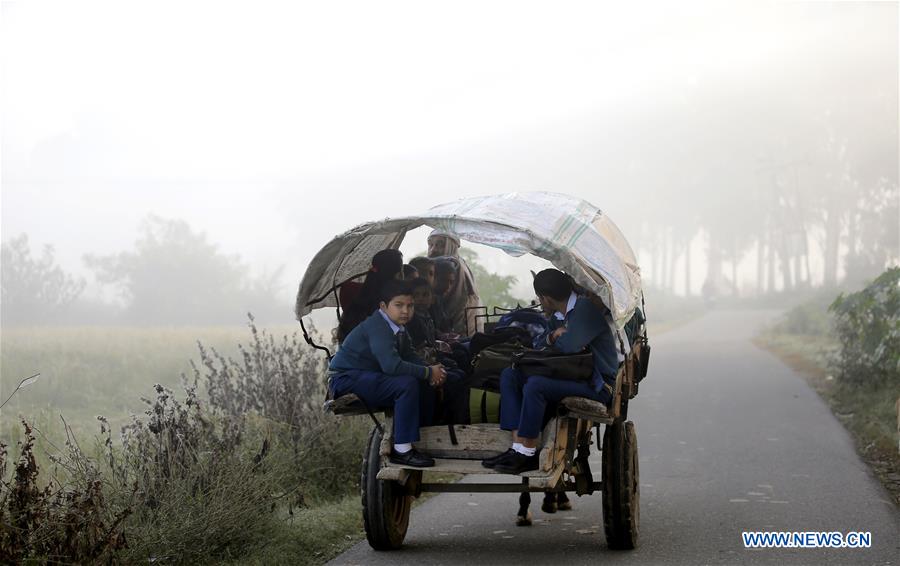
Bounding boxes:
389 448 435 468
482 448 516 469
541 498 558 514
494 451 540 475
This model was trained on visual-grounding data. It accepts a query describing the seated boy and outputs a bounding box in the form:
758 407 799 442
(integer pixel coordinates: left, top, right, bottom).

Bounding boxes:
328 279 448 468
409 256 436 287
406 278 438 350
406 277 468 424
483 268 622 474
431 258 460 337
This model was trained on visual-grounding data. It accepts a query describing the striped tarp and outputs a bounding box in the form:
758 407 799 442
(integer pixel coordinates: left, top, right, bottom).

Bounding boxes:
294 191 642 328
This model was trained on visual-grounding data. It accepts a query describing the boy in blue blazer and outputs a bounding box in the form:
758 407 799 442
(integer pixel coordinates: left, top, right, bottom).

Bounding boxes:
484 269 626 474
328 279 448 468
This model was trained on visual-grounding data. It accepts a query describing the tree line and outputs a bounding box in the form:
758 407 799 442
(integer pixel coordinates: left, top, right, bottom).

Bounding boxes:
1 216 288 326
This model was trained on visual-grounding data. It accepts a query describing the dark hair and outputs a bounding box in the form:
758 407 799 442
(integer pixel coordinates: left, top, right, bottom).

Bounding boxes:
371 249 403 275
336 249 403 342
355 249 403 307
433 257 458 280
402 264 419 279
379 279 414 304
408 256 435 271
409 277 432 293
533 268 573 301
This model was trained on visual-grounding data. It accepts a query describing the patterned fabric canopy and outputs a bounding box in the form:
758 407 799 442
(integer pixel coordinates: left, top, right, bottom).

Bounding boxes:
294 191 642 328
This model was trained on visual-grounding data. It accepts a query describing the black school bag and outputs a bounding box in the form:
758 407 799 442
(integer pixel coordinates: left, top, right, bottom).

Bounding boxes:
512 348 594 381
469 341 526 391
469 326 533 357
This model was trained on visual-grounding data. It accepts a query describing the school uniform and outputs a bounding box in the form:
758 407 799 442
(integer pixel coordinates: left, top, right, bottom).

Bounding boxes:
499 292 625 439
406 309 437 349
328 310 436 444
407 309 468 425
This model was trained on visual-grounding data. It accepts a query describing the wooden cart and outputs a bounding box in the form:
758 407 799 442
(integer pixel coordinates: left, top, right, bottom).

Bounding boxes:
324 338 646 551
296 192 649 551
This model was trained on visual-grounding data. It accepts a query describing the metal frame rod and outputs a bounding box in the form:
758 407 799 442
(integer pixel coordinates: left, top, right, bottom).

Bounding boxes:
417 481 603 494
299 317 332 360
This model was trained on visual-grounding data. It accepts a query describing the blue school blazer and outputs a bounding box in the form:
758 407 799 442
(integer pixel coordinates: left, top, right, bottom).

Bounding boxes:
329 311 431 381
550 296 620 393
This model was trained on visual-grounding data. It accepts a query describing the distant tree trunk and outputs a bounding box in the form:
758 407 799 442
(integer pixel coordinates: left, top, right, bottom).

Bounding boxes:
731 241 739 297
684 237 692 296
706 240 722 295
652 238 661 288
756 238 764 295
804 246 812 286
847 205 858 259
669 240 678 295
661 230 670 291
823 204 841 287
779 240 794 292
845 204 859 280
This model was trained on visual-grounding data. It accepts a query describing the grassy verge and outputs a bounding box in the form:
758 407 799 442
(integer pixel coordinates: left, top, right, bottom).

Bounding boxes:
754 332 900 505
233 470 461 565
223 495 364 566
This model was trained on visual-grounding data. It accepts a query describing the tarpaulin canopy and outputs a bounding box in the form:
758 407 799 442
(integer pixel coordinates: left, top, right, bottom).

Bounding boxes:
294 191 643 328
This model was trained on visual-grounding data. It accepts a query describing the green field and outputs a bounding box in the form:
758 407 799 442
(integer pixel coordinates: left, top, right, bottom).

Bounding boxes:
1 325 302 438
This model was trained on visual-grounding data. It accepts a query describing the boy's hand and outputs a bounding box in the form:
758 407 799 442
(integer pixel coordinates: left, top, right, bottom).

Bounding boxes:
429 364 447 387
549 327 567 344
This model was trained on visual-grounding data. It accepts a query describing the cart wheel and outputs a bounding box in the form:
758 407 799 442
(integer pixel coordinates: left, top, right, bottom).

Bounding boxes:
360 425 412 550
602 421 639 550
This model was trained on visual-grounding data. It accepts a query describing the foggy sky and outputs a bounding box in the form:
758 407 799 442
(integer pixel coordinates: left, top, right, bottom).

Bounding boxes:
2 1 897 303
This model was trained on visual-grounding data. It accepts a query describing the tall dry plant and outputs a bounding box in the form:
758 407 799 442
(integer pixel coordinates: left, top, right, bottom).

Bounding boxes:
98 380 284 562
0 420 128 563
201 315 329 430
198 315 369 501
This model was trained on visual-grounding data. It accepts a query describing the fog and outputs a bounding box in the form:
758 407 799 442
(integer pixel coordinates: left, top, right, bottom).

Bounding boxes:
2 1 897 324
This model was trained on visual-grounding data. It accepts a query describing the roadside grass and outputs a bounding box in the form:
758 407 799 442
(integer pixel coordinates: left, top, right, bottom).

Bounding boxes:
219 494 363 566
0 325 297 427
222 472 464 566
754 331 900 505
0 325 294 472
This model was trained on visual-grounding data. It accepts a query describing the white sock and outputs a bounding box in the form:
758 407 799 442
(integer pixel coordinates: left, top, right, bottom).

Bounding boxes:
393 443 412 454
513 444 536 457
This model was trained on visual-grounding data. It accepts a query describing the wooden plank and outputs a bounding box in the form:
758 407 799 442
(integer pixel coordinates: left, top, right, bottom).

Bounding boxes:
379 416 394 456
536 417 562 472
376 467 411 481
378 456 564 484
560 396 612 423
414 423 509 459
526 461 566 490
324 393 371 416
382 457 501 475
609 366 625 420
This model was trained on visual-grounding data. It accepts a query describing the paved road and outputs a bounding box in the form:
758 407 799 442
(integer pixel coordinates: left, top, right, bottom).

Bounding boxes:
330 310 900 565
